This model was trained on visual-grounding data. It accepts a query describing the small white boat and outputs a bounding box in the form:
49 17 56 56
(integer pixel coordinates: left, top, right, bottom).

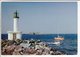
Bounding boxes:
53 35 64 45
54 35 64 41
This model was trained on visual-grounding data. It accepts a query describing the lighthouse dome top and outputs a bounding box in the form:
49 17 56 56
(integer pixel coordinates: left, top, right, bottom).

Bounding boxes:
14 11 19 18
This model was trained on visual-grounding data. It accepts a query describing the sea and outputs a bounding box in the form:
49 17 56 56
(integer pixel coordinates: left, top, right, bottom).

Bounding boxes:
1 34 77 55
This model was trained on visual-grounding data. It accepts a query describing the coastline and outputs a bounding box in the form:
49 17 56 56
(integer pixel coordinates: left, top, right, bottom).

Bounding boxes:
1 39 66 55
1 34 77 55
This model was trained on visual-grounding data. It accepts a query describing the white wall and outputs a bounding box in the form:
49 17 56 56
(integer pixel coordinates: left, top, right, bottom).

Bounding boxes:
17 33 21 39
8 33 13 40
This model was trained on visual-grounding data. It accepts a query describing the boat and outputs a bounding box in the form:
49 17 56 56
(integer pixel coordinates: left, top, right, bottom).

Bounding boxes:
53 35 64 45
54 35 64 41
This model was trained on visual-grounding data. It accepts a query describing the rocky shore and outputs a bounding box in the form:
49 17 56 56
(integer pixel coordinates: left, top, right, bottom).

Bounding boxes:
1 39 66 55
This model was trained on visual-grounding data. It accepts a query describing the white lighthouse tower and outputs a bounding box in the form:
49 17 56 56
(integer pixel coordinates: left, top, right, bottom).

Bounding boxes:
8 11 22 40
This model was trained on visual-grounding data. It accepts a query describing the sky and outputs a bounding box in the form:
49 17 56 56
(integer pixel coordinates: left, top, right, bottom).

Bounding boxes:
2 0 77 2
2 2 77 34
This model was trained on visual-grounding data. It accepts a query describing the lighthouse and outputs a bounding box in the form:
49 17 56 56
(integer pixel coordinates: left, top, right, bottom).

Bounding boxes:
13 11 19 32
8 11 22 40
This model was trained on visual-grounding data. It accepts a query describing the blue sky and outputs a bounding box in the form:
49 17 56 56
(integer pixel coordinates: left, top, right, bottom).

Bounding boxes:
2 2 77 34
2 0 77 2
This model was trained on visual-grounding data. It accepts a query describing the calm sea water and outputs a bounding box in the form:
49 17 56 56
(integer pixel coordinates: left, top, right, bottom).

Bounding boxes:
1 34 77 55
